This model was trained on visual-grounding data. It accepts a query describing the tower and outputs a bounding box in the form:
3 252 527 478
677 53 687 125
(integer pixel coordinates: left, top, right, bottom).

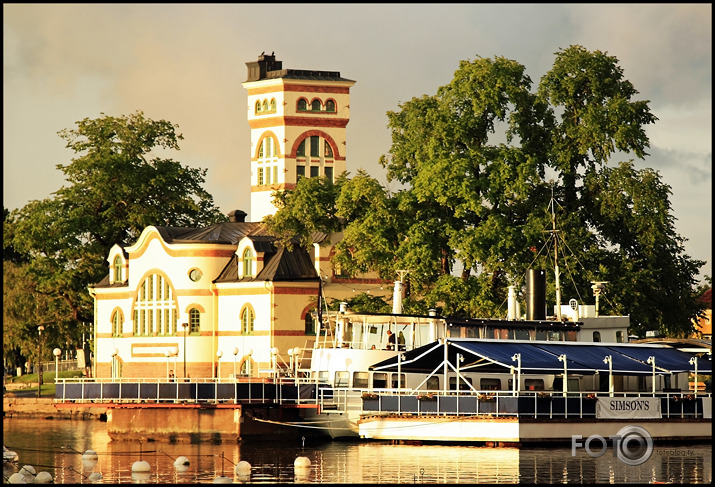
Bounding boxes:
242 52 356 222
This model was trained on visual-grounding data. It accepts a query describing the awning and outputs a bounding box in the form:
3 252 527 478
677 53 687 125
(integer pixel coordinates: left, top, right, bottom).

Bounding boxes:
370 338 711 376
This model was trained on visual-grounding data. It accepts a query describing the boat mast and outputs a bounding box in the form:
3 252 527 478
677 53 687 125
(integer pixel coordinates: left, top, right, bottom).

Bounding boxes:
550 186 561 320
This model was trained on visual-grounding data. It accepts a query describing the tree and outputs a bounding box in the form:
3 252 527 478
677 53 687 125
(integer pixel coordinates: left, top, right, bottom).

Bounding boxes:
261 46 705 335
4 111 225 360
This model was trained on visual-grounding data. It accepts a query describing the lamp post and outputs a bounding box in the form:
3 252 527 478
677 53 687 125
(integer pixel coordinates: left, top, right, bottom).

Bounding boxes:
246 349 253 377
456 353 464 397
511 353 521 396
604 355 613 397
37 326 45 398
689 356 698 397
233 347 239 381
271 347 279 380
182 322 189 379
216 350 223 381
53 348 61 384
165 351 170 379
111 348 118 380
647 356 656 395
558 354 568 396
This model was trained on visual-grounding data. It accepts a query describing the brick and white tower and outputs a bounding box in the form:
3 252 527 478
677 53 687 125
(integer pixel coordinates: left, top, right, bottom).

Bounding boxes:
242 52 356 222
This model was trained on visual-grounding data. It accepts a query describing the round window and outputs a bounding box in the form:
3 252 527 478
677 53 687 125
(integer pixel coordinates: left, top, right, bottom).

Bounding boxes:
189 268 202 282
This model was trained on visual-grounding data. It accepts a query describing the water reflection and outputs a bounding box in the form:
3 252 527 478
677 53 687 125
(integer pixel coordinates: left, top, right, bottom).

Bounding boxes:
3 418 712 484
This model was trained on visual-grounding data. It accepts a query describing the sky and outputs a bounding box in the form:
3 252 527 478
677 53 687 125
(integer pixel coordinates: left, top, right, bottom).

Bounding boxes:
3 3 712 283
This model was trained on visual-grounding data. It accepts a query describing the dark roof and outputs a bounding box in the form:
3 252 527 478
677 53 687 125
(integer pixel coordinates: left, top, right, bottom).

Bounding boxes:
159 222 265 245
263 69 355 83
699 288 712 307
214 244 318 283
370 339 712 375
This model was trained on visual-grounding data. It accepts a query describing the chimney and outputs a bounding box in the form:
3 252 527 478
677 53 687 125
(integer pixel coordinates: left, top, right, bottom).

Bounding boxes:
228 210 247 223
392 280 403 314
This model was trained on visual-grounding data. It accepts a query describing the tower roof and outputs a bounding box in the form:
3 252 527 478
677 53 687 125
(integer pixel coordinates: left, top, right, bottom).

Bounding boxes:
245 52 354 83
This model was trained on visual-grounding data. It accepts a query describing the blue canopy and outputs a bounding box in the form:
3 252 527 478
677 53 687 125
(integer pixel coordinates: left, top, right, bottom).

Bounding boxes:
370 338 711 376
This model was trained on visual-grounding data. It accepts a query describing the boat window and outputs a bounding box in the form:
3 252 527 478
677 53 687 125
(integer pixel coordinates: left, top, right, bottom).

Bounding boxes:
547 331 561 341
335 371 349 387
592 331 601 342
525 379 544 391
390 373 405 389
480 378 501 390
615 331 623 343
565 330 578 341
535 330 547 341
513 329 530 340
450 376 473 391
426 376 440 390
493 329 509 340
318 371 329 383
372 373 388 389
353 372 368 388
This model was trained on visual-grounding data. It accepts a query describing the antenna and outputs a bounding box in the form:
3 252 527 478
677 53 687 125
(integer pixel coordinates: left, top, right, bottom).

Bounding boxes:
547 183 561 319
591 281 608 317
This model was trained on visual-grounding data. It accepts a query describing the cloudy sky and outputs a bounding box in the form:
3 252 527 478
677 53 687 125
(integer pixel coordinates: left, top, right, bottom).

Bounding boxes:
3 4 711 282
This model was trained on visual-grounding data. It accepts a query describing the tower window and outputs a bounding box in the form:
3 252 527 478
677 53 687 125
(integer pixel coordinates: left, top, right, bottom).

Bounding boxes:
325 100 335 112
297 99 307 111
297 140 306 157
262 100 269 112
310 136 319 157
325 166 333 182
255 100 262 113
297 165 305 178
324 140 333 158
311 99 321 111
310 166 320 178
270 98 276 111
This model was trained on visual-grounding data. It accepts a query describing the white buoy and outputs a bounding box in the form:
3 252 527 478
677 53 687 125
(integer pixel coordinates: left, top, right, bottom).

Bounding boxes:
8 472 26 484
34 471 53 483
88 472 103 482
19 465 36 481
3 445 19 462
174 455 190 467
82 450 98 461
235 460 251 474
131 471 151 482
213 476 232 483
132 460 151 472
294 456 311 468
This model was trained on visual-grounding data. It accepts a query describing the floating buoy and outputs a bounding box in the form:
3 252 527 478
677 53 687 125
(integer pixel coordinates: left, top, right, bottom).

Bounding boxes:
174 455 190 467
19 465 36 481
34 471 53 483
131 471 151 482
8 472 26 484
235 460 251 474
213 476 232 483
88 472 103 482
132 460 151 472
294 456 311 468
3 445 19 462
82 450 98 461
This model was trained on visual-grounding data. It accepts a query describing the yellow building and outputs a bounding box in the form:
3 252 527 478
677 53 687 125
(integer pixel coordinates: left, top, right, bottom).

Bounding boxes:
90 53 389 380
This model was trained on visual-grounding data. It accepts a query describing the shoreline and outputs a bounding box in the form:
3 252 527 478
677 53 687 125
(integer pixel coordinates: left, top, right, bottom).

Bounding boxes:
3 396 107 420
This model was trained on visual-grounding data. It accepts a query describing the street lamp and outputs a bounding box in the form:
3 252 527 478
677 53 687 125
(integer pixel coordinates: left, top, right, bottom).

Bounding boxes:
232 347 239 381
217 350 223 380
511 353 521 396
182 322 189 380
558 354 568 396
37 326 45 398
271 347 279 380
689 356 698 397
647 356 656 395
53 348 62 384
456 353 464 397
165 350 170 379
603 355 614 397
246 349 253 377
111 348 119 380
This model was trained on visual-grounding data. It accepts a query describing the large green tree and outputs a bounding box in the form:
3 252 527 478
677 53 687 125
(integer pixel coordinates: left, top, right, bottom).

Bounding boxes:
264 46 705 337
4 111 225 364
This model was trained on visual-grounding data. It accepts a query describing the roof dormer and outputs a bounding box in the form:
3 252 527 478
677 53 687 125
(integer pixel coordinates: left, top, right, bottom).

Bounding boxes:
107 244 128 285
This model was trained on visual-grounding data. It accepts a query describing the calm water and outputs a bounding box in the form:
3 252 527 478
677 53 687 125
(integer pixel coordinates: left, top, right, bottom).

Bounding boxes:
3 418 712 484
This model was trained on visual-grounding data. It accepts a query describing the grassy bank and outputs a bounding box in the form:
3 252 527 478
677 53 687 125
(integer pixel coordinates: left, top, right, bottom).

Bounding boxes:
4 370 85 396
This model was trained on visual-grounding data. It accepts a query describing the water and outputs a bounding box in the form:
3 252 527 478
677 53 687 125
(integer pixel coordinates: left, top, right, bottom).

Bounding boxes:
3 418 712 484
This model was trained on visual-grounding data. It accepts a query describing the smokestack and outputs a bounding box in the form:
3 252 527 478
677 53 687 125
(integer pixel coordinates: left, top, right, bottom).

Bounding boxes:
526 269 546 320
392 280 403 314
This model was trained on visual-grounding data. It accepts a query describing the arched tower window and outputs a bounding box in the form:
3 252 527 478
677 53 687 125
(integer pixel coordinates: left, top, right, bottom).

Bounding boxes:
325 100 336 112
241 306 255 334
243 248 254 277
311 99 322 111
255 100 262 113
257 135 279 186
297 98 307 111
270 98 276 111
113 255 123 283
133 274 177 336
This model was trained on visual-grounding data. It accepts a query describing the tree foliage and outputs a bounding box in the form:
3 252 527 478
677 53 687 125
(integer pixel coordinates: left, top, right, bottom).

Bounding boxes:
4 111 225 364
266 45 705 337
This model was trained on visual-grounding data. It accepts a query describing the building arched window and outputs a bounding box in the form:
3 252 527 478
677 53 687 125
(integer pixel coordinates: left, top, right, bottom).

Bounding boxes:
325 100 335 112
270 98 276 111
113 256 123 283
297 98 307 111
297 139 306 157
324 140 333 158
242 248 254 277
133 274 177 336
241 306 255 334
311 99 321 111
592 331 601 342
262 100 269 112
189 308 200 334
112 310 123 337
257 136 278 186
255 100 262 113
